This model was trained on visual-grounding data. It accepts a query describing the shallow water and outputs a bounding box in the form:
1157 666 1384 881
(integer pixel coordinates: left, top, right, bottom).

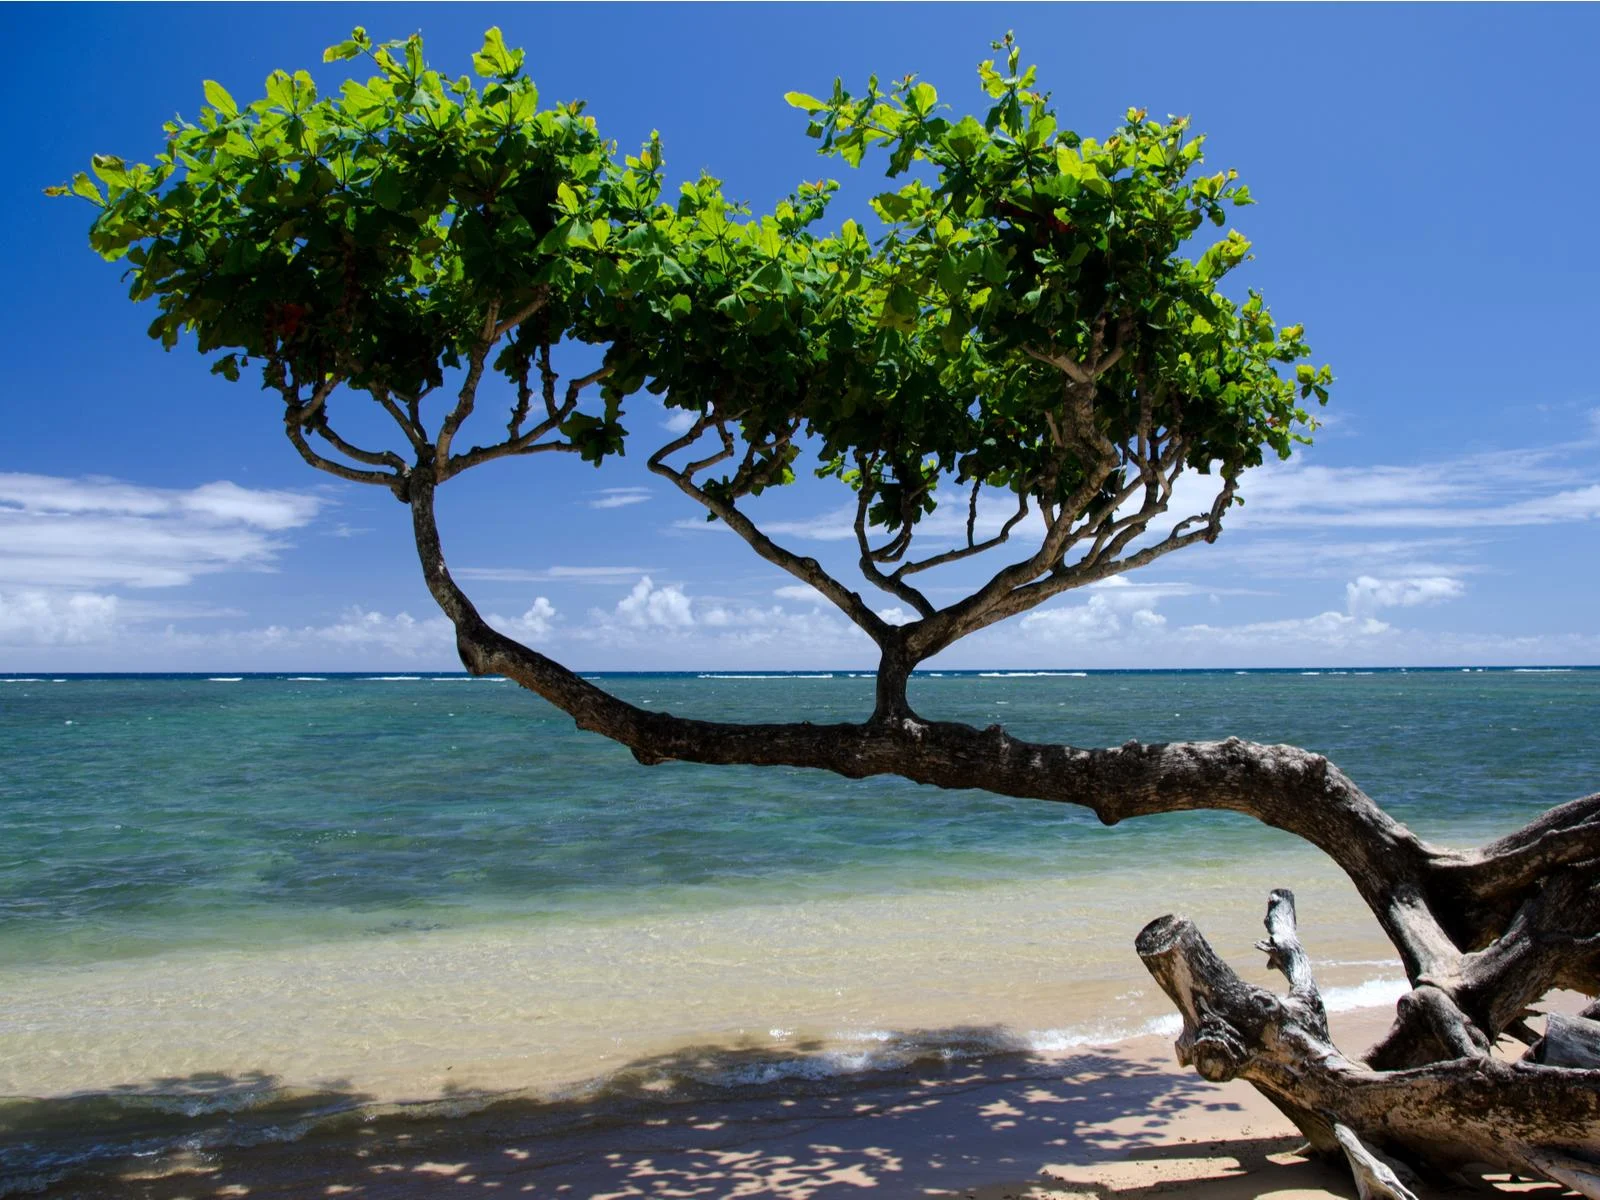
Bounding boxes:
1 668 1595 1186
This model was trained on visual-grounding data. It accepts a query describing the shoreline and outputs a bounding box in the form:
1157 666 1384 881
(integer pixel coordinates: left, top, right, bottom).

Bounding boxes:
14 1006 1402 1200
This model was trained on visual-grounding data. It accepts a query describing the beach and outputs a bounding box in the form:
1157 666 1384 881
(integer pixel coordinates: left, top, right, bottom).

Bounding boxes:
3 670 1596 1195
24 1005 1577 1199
21 1009 1391 1199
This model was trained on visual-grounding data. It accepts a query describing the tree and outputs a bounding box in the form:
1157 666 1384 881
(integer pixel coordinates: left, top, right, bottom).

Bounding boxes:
55 28 1600 1197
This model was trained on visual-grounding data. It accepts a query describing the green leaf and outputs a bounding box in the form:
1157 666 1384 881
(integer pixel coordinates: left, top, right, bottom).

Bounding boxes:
71 172 103 203
372 169 405 211
871 191 913 222
935 254 965 295
203 79 238 117
783 91 827 113
944 115 987 159
264 70 294 110
537 219 576 253
90 154 129 186
472 27 524 78
322 40 361 63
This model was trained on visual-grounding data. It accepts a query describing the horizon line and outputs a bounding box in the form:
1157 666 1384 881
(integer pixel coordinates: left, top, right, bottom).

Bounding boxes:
3 664 1596 678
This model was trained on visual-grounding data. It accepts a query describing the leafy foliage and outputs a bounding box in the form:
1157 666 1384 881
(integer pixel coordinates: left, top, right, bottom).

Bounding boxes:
55 26 1328 561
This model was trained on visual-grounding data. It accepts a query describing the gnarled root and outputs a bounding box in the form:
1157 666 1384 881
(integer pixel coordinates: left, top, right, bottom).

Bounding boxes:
1136 892 1600 1196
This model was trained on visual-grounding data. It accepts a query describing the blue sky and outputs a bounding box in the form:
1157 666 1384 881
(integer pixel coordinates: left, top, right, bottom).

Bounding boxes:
3 3 1598 671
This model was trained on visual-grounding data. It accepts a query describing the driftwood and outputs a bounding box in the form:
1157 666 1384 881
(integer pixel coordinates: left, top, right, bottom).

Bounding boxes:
1137 892 1600 1195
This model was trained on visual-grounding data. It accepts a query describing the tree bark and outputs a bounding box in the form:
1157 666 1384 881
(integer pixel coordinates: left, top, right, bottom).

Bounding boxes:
1531 1014 1600 1069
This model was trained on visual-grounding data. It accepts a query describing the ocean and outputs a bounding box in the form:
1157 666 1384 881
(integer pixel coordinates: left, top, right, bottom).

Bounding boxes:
1 667 1595 1189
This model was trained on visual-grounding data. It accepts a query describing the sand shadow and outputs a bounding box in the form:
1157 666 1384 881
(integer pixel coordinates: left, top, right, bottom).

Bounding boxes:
16 1029 1562 1200
8 1029 1253 1199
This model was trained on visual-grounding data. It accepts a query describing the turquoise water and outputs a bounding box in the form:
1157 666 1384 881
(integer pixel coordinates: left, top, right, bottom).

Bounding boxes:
0 667 1596 1191
2 668 1595 966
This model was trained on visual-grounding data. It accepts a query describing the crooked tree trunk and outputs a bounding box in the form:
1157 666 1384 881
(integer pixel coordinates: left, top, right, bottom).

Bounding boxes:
404 476 1600 1193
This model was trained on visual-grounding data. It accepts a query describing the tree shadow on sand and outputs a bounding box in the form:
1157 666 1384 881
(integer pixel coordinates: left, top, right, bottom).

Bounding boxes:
8 1031 1564 1199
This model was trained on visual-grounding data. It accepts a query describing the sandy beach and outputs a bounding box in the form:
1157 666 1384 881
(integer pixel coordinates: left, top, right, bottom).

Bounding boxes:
27 1005 1564 1200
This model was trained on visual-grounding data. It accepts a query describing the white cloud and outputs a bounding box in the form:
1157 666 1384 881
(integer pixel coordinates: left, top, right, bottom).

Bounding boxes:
0 473 322 589
175 481 321 530
1345 575 1464 617
1084 577 1260 610
587 488 652 510
701 602 783 628
876 605 914 625
567 576 875 667
662 410 698 434
1228 450 1598 531
0 592 561 668
1020 595 1138 642
0 474 319 530
0 590 121 646
774 584 826 603
612 576 694 628
497 597 557 639
297 608 453 655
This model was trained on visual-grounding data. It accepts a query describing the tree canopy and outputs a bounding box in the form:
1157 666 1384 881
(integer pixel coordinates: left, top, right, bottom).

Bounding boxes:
57 26 1329 703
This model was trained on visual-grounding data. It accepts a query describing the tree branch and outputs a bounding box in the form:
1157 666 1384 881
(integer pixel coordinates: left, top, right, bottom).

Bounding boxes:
284 419 402 491
648 418 891 645
852 460 936 618
1256 888 1329 1040
492 288 550 340
279 378 406 492
441 365 609 479
909 472 1236 662
1442 794 1600 904
373 385 428 453
436 295 550 466
310 417 408 472
893 490 1032 579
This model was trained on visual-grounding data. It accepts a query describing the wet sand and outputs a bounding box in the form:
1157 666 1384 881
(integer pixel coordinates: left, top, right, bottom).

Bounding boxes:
30 1006 1568 1200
